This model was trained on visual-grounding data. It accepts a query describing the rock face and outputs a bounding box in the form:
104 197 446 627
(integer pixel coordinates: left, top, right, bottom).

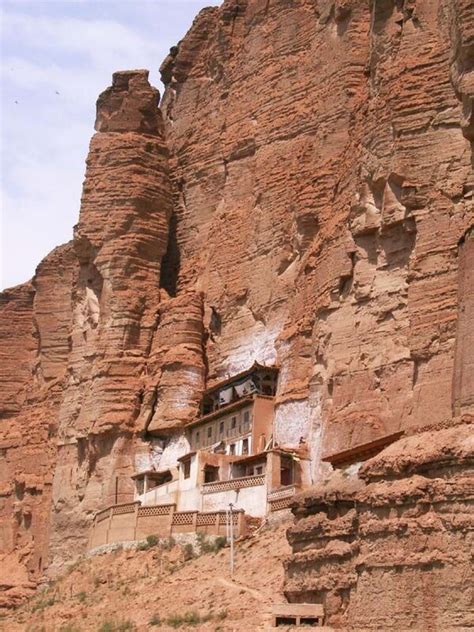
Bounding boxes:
285 422 474 629
49 69 175 573
0 244 76 608
0 0 473 623
159 0 473 467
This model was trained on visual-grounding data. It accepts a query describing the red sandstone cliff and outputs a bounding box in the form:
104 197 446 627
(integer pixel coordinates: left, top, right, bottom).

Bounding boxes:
0 0 473 625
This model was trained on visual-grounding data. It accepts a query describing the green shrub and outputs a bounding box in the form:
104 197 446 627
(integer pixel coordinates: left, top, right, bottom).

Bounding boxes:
76 591 87 603
31 596 55 612
214 536 227 552
183 543 194 560
98 622 135 632
196 532 211 553
146 534 159 547
138 534 162 551
161 536 176 550
165 611 210 628
183 611 200 625
137 540 150 551
149 613 161 626
197 533 227 554
165 614 183 629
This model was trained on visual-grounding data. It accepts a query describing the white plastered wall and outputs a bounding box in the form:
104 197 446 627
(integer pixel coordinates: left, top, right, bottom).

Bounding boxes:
201 484 267 517
274 393 325 484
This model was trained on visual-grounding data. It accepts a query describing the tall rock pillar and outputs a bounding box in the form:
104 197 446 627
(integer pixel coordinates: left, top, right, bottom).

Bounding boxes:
49 70 172 572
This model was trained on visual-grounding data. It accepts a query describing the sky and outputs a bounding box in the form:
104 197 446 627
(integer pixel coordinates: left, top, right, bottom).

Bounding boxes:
0 0 221 290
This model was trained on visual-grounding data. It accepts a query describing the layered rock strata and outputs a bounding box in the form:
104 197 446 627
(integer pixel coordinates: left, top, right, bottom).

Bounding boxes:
160 0 473 474
0 0 473 616
0 70 186 601
285 422 474 629
0 244 76 608
49 70 175 572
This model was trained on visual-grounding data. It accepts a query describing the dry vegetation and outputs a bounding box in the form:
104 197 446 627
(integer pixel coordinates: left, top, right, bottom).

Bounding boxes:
1 522 291 632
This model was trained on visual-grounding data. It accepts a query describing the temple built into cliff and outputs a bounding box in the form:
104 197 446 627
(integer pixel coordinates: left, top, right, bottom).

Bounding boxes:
89 360 410 549
89 363 316 547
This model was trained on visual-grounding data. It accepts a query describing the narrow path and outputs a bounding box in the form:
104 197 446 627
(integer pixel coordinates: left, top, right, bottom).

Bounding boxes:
216 576 268 603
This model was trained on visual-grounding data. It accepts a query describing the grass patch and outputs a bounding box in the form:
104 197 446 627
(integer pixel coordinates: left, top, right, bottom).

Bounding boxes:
137 534 160 551
98 621 135 632
197 533 227 554
165 610 220 628
183 543 195 560
31 596 55 612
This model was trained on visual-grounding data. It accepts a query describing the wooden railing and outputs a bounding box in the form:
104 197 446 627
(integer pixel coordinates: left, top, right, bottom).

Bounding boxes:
201 474 266 494
267 485 299 501
267 485 300 512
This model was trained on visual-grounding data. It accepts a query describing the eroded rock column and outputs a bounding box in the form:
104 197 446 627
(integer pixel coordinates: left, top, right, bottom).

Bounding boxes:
49 70 173 572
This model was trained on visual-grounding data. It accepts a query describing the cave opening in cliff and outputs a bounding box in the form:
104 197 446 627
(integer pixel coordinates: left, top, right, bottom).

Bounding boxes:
160 211 180 297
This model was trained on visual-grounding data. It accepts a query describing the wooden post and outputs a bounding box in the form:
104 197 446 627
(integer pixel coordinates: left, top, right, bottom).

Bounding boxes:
229 503 234 577
168 503 175 537
133 502 140 540
267 450 281 491
237 510 245 537
107 507 114 545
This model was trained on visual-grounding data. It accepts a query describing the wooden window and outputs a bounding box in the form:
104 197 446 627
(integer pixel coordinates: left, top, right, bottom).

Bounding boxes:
204 465 219 483
219 421 224 434
280 458 293 486
242 438 249 455
195 431 200 447
230 443 236 455
182 460 191 479
231 417 237 429
255 466 263 475
207 426 212 439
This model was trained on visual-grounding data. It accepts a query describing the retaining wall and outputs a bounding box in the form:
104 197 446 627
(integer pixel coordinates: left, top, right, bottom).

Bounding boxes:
88 501 245 550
